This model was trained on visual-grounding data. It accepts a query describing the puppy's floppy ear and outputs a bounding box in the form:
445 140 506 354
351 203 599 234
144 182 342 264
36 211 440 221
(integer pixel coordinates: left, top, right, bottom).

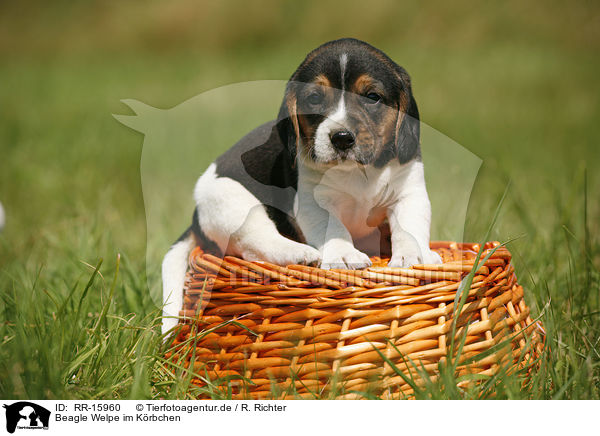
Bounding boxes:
395 84 420 164
276 86 300 162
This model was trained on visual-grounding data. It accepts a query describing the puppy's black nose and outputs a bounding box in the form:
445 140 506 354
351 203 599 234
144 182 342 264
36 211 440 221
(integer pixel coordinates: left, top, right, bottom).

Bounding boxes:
330 130 355 150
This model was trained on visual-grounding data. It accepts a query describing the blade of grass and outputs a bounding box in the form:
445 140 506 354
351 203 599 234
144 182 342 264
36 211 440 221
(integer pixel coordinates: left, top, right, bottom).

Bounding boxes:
448 182 511 371
92 254 119 336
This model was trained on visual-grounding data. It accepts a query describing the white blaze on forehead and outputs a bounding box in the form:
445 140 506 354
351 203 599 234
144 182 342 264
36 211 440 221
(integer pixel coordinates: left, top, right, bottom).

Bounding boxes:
328 91 346 125
330 52 348 124
340 53 348 89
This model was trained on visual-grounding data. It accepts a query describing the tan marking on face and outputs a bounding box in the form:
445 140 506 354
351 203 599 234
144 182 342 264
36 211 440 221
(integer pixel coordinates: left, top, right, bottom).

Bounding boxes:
313 74 331 88
297 113 318 145
285 92 300 150
394 89 410 140
351 73 377 95
380 105 399 145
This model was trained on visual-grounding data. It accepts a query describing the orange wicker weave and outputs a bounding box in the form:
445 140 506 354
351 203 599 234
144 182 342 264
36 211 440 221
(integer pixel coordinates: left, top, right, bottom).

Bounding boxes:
167 241 545 399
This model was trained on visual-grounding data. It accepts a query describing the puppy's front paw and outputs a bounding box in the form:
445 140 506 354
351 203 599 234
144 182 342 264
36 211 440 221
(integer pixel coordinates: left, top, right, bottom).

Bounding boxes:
290 244 322 267
388 246 441 268
320 240 372 270
242 240 321 266
423 249 442 265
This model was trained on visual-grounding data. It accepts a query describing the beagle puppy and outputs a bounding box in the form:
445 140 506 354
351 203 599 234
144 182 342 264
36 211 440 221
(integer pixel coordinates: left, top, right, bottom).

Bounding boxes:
162 38 441 333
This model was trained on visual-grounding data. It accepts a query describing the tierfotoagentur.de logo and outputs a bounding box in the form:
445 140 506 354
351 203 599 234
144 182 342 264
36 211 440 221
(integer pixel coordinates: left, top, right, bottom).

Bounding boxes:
2 402 50 434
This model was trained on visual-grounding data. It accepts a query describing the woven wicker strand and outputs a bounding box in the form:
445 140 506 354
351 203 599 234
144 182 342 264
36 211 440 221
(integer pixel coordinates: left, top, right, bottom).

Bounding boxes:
166 241 545 399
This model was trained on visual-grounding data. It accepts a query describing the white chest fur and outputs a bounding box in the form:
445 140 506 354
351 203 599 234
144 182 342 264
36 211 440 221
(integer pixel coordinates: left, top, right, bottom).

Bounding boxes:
296 159 426 240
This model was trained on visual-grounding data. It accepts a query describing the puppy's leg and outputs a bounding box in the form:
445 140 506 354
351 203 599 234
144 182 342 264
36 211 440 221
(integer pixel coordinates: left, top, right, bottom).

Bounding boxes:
386 164 441 267
319 215 372 270
195 165 321 266
296 194 372 270
161 229 195 335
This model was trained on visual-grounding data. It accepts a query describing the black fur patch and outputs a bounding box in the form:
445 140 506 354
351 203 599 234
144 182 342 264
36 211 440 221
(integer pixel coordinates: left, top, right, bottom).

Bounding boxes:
213 120 301 241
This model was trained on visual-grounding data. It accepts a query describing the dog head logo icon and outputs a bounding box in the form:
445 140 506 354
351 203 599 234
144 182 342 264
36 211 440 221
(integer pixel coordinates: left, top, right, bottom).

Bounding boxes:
3 402 50 433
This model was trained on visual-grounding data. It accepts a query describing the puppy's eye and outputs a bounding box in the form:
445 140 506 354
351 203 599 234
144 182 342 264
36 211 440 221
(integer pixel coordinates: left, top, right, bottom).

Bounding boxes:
307 93 324 105
365 92 382 104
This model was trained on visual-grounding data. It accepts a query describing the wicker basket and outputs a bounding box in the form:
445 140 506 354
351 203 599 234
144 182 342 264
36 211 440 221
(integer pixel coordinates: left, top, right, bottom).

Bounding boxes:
166 241 545 399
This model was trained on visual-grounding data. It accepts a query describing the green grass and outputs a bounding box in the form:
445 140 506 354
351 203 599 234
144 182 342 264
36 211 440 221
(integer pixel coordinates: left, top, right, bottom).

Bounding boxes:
0 0 599 399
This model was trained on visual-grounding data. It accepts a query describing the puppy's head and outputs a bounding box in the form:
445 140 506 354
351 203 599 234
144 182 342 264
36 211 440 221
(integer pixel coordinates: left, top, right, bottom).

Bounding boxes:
277 38 420 167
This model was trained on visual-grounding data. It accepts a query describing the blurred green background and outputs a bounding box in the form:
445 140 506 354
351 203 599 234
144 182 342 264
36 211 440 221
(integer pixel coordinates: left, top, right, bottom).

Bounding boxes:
1 0 599 399
1 0 598 258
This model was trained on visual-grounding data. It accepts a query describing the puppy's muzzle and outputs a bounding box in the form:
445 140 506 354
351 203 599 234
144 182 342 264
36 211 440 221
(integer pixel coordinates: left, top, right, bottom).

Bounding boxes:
330 129 355 151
